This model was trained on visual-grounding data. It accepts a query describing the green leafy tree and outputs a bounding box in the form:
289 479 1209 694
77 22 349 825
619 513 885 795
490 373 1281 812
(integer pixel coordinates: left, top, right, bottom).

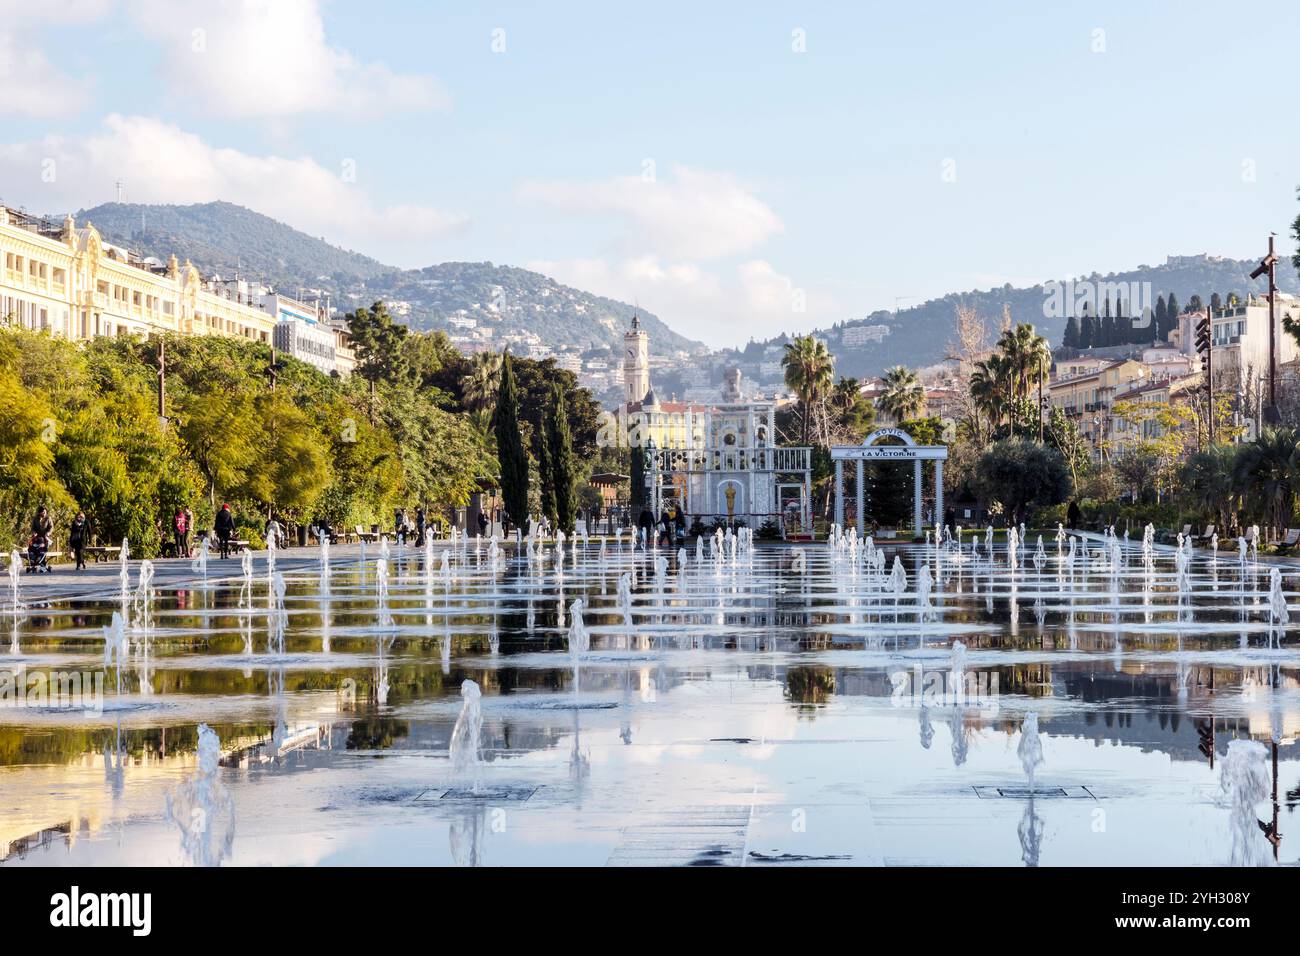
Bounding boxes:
972 438 1072 526
347 300 409 421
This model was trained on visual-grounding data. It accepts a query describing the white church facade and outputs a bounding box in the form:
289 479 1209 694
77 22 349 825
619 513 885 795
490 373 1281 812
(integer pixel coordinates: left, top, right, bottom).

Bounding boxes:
610 316 813 535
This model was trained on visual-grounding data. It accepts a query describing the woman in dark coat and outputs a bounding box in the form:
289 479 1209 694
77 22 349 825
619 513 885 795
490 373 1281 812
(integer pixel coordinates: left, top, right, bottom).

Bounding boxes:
69 510 90 570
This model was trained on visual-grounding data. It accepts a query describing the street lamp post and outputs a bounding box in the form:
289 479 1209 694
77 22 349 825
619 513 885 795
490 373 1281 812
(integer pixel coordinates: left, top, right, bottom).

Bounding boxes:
1250 234 1280 423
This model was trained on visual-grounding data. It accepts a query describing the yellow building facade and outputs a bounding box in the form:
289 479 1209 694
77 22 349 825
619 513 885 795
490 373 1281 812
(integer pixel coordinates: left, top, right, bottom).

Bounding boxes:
1 206 276 345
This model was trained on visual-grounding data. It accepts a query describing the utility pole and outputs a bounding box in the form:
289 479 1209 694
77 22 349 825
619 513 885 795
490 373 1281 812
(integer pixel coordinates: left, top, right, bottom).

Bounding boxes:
1250 234 1280 423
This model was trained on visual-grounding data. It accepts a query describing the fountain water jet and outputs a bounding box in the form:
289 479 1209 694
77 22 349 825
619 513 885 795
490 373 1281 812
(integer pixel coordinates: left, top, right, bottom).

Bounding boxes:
449 679 485 793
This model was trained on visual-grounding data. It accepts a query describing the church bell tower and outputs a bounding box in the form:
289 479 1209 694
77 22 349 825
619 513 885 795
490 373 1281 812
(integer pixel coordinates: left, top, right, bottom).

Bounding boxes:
623 312 650 405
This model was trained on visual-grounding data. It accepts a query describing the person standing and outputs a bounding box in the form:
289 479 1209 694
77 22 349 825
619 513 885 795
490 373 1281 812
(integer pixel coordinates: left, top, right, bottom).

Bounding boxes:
69 510 90 570
215 503 235 558
174 507 189 558
1067 499 1081 530
395 507 406 546
674 506 688 543
415 506 427 545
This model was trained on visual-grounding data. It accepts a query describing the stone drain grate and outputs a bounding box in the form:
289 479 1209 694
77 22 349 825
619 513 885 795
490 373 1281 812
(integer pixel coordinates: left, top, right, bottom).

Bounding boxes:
972 785 1095 799
411 786 540 802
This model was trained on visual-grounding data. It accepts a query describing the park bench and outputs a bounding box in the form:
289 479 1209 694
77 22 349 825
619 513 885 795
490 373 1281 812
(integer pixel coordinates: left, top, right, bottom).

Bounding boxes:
354 525 380 543
1194 524 1215 544
1278 529 1300 552
85 545 121 563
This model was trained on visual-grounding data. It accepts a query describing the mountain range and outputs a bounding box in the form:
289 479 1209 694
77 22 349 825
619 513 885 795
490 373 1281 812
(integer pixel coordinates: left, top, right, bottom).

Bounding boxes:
68 201 1300 380
726 255 1300 380
71 202 702 357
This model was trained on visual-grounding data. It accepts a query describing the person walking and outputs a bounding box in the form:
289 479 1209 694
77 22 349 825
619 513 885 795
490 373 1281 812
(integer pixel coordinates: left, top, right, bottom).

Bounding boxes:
69 510 90 570
265 514 284 550
215 503 235 559
395 508 406 546
674 506 688 543
415 506 427 545
173 506 189 558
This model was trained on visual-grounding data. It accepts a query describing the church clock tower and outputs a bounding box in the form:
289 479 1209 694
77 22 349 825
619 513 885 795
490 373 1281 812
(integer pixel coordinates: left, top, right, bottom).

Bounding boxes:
623 312 650 405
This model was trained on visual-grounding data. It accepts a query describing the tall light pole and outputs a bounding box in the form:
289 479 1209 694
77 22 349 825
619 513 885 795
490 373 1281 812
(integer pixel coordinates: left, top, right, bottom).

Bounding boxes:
1250 234 1280 424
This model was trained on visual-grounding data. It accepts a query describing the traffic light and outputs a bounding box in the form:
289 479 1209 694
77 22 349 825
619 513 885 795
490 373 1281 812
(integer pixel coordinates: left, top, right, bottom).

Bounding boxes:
1194 314 1212 355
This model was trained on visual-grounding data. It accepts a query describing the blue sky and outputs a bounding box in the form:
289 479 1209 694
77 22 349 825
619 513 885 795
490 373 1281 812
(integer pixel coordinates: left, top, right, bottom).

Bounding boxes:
2 0 1297 347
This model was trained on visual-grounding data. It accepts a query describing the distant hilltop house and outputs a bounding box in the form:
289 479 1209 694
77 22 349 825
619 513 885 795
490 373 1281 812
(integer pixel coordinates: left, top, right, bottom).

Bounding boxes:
0 203 355 376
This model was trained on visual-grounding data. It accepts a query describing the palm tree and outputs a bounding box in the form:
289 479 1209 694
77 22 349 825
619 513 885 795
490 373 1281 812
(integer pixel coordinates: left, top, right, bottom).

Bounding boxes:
878 365 925 424
1232 427 1300 533
461 351 503 425
782 336 835 444
969 356 1006 438
997 323 1051 403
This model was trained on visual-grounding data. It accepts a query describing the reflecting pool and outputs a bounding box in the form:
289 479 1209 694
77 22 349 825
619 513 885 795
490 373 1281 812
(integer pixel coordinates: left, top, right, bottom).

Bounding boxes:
2 532 1298 867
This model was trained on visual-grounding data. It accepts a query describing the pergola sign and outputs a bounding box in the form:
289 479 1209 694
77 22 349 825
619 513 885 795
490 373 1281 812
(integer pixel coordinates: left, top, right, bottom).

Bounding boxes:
830 428 948 537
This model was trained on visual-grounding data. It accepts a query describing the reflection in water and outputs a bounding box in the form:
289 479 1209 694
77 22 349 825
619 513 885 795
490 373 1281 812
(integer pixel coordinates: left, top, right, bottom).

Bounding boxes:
1222 739 1273 867
449 805 486 867
1018 797 1043 867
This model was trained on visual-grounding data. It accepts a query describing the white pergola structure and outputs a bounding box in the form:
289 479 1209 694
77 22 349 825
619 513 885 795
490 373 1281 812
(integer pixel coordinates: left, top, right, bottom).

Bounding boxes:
831 427 948 537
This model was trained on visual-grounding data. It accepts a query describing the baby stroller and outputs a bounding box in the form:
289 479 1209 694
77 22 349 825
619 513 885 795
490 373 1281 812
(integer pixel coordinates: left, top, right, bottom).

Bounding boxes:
25 534 53 574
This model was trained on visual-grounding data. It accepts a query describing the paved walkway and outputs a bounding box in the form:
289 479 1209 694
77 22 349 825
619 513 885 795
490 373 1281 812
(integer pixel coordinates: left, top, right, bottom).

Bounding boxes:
6 544 367 604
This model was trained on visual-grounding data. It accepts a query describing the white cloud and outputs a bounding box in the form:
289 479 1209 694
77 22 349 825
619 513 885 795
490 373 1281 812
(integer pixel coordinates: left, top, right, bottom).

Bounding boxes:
0 0 111 117
127 0 449 118
528 255 835 349
519 165 782 261
0 115 466 261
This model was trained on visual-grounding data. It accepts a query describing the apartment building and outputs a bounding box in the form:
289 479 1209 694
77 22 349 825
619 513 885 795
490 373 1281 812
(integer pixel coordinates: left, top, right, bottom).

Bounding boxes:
1109 374 1202 453
1168 296 1300 383
1047 357 1150 452
2 206 276 344
1 205 362 377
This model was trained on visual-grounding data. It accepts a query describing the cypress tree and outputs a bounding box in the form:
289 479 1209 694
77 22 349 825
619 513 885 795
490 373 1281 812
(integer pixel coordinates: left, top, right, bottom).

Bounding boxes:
547 383 577 533
1154 295 1168 342
536 418 556 525
494 351 530 530
630 445 645 509
1062 315 1080 350
1080 314 1095 350
1211 292 1222 312
1165 293 1180 340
